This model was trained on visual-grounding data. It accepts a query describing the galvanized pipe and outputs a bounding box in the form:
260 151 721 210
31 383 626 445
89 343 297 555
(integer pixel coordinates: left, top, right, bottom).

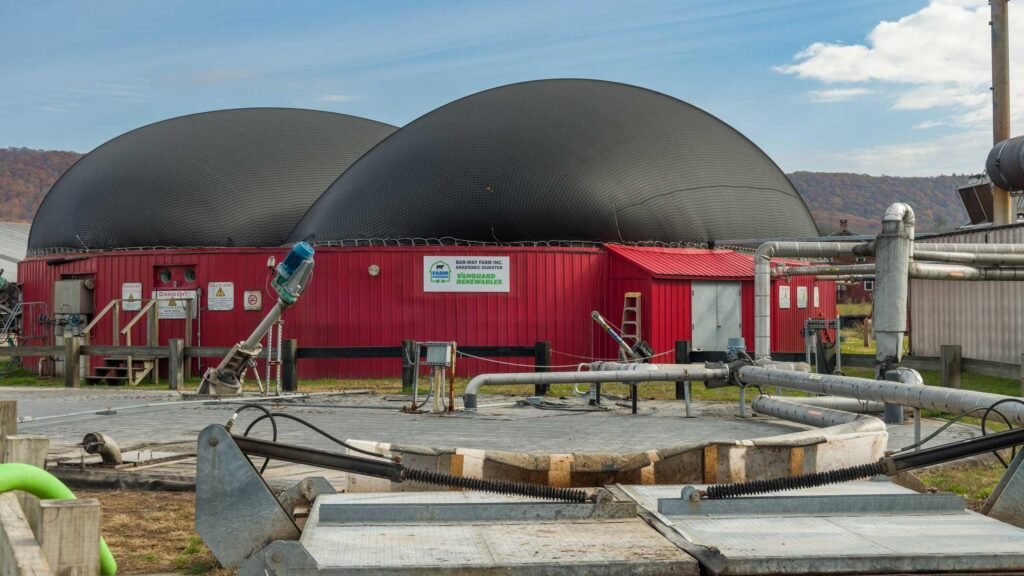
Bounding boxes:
772 396 885 414
779 263 875 277
753 241 867 359
916 243 1024 254
587 361 714 372
751 396 875 427
909 262 1024 281
737 366 1024 426
462 366 729 411
816 275 875 281
913 250 1024 266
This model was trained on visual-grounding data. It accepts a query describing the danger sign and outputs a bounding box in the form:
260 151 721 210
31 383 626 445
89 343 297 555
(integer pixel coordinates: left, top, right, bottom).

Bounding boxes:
153 290 197 319
244 290 262 311
208 282 234 311
122 282 142 311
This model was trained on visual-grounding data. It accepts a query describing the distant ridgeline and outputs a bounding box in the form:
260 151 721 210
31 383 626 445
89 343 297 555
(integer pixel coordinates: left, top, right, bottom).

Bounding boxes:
0 147 81 222
788 171 971 235
0 147 971 235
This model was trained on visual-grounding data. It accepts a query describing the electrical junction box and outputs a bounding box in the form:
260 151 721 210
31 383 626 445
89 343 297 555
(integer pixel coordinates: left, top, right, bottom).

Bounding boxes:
424 341 454 367
53 279 93 315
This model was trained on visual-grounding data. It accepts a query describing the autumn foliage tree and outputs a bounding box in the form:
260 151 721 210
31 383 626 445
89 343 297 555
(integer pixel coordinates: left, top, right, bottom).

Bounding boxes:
0 147 81 222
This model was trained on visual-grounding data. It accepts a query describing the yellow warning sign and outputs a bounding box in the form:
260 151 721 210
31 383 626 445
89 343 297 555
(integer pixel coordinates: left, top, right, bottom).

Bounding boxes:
127 294 135 302
207 282 234 311
168 298 177 307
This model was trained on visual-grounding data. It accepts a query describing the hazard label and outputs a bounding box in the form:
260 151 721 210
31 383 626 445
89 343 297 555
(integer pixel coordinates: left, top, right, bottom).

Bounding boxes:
122 282 142 311
208 282 234 311
153 290 197 319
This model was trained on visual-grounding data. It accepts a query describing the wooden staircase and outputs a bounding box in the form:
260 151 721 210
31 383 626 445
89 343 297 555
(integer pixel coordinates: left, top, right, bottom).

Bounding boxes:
86 356 155 386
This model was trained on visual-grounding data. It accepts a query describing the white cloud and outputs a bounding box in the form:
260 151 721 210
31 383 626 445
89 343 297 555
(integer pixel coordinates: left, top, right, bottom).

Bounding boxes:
913 120 946 130
808 88 872 103
798 130 990 176
317 94 357 103
777 0 1023 129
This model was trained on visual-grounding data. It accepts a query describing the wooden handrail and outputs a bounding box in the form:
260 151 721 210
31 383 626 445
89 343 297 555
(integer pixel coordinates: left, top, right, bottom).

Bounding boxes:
82 299 118 335
121 300 157 335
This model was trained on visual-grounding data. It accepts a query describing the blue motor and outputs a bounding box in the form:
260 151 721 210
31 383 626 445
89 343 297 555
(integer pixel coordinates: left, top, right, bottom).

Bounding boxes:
272 242 315 304
277 241 314 278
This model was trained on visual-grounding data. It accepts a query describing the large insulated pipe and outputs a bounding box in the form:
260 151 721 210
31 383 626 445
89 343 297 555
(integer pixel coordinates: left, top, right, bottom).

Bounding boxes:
916 243 1024 254
779 263 876 277
754 241 868 359
913 250 1024 266
873 203 914 365
909 262 1024 281
751 396 876 427
771 396 885 414
462 366 729 411
737 366 1024 426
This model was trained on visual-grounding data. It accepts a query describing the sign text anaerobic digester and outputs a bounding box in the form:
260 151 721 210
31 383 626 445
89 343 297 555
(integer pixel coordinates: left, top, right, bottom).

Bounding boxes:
423 256 510 293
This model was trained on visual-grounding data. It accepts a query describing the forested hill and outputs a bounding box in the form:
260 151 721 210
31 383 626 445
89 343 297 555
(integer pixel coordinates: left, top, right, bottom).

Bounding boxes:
0 148 81 222
0 148 975 234
788 171 971 234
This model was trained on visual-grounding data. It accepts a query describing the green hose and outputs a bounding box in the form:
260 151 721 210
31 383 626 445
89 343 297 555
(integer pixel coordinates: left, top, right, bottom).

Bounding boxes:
0 463 117 574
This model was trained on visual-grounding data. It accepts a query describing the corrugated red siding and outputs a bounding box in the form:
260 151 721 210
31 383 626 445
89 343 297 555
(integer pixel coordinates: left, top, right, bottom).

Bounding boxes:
19 246 609 378
17 245 838 380
771 275 838 352
604 249 837 355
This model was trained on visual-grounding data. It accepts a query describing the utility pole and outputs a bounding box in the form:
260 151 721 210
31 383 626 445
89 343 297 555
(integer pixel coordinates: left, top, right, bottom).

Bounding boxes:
991 0 1014 225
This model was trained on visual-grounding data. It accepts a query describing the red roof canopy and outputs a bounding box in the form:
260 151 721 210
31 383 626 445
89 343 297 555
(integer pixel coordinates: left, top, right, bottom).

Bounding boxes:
605 244 758 278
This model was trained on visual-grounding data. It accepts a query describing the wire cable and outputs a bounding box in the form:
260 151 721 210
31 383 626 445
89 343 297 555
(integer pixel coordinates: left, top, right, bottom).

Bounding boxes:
232 404 277 472
242 411 383 459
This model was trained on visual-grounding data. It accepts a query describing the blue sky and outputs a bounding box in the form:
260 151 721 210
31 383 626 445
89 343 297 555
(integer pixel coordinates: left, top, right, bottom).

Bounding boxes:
1 1 1014 175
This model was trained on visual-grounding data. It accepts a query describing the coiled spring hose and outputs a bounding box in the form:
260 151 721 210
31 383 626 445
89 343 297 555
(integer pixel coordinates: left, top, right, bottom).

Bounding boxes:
0 463 117 574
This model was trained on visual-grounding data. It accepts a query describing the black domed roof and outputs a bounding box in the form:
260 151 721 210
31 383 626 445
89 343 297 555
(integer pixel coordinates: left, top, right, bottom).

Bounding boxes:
289 79 817 244
29 108 396 253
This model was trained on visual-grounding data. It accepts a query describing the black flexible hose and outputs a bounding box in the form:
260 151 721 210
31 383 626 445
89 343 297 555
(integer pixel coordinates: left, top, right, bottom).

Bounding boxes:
243 412 383 458
981 398 1024 466
234 404 277 473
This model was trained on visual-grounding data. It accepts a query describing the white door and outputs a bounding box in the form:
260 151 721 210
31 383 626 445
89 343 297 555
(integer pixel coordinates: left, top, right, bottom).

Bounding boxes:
691 282 742 351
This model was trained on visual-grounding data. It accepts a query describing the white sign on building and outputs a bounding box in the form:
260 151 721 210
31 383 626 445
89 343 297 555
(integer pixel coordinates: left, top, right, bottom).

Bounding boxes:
122 282 142 311
778 285 791 309
244 290 263 311
423 256 510 293
796 286 808 309
208 282 234 311
153 290 197 319
813 286 820 308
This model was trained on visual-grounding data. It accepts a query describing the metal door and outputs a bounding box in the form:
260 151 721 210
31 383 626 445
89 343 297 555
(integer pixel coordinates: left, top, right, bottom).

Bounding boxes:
691 282 742 351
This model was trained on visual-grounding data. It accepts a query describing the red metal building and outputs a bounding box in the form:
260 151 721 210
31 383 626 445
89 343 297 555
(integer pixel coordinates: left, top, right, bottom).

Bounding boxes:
18 245 835 379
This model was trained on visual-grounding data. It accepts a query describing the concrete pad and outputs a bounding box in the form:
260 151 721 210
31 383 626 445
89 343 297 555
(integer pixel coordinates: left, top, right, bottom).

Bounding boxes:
297 491 698 575
622 482 1024 575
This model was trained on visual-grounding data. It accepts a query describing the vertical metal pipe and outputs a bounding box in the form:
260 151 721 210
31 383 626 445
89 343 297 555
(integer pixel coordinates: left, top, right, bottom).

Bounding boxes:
275 320 283 395
835 314 842 373
266 316 273 386
739 385 747 418
874 204 914 366
991 0 1014 225
684 382 692 418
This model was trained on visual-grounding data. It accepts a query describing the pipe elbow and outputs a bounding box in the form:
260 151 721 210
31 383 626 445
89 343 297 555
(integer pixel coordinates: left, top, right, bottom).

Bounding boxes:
883 202 915 225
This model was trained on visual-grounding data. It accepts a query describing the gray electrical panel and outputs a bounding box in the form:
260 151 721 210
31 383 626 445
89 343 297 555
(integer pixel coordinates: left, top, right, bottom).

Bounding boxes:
424 342 454 367
53 279 94 315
